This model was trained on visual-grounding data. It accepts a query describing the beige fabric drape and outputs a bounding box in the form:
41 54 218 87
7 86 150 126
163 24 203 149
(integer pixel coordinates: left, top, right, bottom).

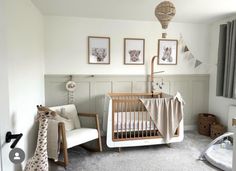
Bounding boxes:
140 92 184 142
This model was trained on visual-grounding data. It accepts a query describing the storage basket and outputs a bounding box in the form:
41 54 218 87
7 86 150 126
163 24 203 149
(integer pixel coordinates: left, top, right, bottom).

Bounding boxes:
210 124 226 139
198 113 216 136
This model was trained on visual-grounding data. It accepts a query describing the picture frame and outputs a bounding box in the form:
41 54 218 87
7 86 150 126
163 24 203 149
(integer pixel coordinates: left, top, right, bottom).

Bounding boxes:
124 38 145 65
158 39 178 65
88 36 110 64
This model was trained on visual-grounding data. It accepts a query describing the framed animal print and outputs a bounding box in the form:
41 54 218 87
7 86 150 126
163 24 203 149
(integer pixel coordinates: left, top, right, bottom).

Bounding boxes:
124 38 145 65
158 39 178 65
88 36 110 64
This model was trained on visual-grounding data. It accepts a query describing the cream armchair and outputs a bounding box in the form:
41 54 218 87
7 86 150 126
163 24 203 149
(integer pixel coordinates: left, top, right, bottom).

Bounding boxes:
48 104 102 167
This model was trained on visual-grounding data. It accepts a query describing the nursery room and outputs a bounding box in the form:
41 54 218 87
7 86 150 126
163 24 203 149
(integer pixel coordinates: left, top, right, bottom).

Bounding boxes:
1 0 236 170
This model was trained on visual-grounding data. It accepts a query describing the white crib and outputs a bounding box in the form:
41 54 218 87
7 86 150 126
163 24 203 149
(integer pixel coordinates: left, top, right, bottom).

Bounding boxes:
106 93 184 148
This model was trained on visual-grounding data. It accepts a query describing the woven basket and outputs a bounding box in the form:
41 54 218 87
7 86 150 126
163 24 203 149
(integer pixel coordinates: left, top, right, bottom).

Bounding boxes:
198 113 216 136
210 124 226 139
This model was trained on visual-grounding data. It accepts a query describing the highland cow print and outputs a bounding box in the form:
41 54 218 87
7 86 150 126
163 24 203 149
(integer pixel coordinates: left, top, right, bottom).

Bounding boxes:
129 50 141 62
92 48 107 62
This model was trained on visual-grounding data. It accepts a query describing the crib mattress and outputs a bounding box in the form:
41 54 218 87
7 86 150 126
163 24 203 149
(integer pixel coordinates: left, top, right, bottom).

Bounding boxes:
205 144 232 171
113 111 156 132
114 120 156 132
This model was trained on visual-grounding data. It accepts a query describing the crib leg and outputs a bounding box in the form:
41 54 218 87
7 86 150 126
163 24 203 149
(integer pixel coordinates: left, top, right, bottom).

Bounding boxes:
118 147 122 152
167 143 171 148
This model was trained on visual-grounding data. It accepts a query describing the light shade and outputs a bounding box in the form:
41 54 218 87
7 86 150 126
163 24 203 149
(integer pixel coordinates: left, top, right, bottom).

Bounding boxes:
155 1 176 29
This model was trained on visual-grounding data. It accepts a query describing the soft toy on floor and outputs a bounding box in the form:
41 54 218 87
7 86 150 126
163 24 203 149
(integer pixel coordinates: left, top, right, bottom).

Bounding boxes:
24 105 56 171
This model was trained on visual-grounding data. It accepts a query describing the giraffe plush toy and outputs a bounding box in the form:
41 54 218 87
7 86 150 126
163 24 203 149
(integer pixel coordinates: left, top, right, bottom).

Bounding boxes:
24 105 56 171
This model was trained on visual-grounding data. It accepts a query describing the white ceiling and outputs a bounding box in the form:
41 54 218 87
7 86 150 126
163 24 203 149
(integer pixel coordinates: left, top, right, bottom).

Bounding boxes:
31 0 236 23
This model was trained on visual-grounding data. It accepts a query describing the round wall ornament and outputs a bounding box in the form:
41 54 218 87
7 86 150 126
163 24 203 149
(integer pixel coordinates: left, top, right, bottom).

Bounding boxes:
66 81 76 92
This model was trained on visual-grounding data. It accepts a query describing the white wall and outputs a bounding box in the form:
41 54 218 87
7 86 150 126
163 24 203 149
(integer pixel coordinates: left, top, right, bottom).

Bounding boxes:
45 16 210 75
0 0 12 170
208 16 236 126
5 0 45 170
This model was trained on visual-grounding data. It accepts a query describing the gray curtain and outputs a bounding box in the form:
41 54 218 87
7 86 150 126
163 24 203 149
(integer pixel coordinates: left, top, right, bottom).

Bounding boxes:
216 20 236 98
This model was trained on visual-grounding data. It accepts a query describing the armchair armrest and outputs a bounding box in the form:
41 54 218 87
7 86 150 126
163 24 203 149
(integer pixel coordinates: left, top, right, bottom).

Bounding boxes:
78 112 98 117
77 112 101 136
77 112 102 152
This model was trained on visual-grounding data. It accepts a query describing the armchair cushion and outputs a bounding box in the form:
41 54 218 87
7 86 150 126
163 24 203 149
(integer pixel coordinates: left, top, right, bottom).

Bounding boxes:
66 128 98 148
54 114 74 131
50 104 81 128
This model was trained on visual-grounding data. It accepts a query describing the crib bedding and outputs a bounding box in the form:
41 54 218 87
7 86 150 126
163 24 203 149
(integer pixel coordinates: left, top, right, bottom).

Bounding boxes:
114 119 155 132
113 111 156 132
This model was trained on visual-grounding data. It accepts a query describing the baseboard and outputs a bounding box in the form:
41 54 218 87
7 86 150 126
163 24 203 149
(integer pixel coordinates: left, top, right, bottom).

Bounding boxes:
184 125 197 131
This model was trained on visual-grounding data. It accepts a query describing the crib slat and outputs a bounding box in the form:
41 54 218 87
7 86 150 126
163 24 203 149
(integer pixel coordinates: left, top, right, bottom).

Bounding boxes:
133 101 135 138
129 101 132 139
125 101 127 139
142 104 144 137
112 100 115 140
121 102 123 139
116 101 119 139
145 109 148 137
138 102 140 138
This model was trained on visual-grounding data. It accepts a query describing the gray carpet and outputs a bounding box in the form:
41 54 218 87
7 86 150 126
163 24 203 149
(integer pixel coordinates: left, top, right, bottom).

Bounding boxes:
49 131 220 171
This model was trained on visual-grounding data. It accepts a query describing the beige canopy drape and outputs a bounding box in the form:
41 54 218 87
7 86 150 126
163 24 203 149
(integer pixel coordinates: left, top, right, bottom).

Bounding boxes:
140 92 184 142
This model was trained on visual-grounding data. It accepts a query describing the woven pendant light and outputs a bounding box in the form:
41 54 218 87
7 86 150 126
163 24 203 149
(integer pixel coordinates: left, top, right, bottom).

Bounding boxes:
155 1 176 29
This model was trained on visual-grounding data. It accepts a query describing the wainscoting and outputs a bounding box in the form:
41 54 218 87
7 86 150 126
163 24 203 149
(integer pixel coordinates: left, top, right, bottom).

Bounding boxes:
45 74 209 132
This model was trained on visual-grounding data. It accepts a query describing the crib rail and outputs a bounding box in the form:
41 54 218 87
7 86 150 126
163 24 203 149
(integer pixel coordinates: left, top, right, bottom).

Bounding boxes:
109 93 180 141
108 92 162 98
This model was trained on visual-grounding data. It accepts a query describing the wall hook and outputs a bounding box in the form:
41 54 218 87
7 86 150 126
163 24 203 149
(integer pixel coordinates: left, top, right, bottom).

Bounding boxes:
5 131 23 149
69 75 73 81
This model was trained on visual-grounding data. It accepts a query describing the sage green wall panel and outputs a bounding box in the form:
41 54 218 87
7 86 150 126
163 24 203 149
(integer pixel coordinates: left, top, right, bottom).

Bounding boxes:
94 81 112 128
45 81 68 106
113 81 132 93
133 81 147 93
74 82 91 113
45 74 209 131
192 80 209 124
